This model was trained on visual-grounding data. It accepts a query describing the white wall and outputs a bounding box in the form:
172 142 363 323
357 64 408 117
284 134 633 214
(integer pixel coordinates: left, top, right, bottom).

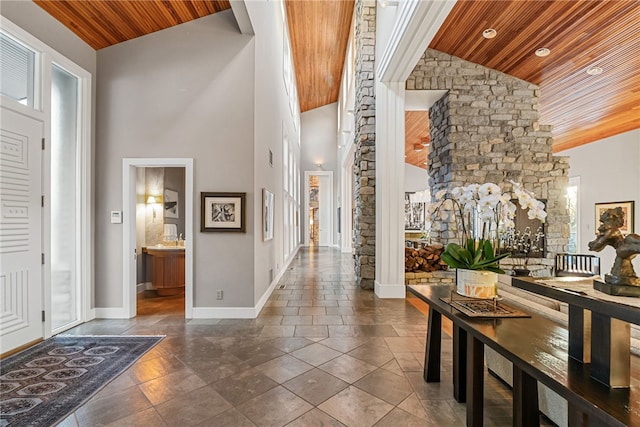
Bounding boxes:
245 0 301 304
300 103 339 245
562 129 640 274
95 11 256 308
405 163 429 193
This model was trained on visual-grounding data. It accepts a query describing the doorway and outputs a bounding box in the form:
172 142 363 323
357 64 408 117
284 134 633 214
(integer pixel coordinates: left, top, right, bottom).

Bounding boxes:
135 167 186 316
304 171 333 247
123 158 194 319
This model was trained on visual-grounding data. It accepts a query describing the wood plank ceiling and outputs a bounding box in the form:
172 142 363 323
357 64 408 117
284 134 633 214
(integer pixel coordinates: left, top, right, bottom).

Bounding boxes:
430 0 640 152
33 0 231 50
31 0 639 152
405 112 429 170
285 0 354 113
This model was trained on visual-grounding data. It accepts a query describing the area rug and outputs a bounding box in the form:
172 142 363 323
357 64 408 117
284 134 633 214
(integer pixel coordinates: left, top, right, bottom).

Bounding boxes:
0 335 163 427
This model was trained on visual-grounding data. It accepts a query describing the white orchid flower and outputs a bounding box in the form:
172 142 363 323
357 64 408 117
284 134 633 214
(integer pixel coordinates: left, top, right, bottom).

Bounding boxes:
478 183 501 198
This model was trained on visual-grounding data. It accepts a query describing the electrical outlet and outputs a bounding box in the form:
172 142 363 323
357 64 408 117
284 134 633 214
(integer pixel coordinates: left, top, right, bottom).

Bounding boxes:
216 290 223 300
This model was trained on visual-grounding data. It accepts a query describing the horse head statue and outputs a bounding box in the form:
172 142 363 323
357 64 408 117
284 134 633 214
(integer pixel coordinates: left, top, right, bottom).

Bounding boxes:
588 207 640 287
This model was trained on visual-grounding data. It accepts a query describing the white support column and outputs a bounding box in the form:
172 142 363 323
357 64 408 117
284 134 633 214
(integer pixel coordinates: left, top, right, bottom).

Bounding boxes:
375 80 406 298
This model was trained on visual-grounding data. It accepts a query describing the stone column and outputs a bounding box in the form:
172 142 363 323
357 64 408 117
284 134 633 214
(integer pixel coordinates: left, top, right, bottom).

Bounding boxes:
353 0 377 289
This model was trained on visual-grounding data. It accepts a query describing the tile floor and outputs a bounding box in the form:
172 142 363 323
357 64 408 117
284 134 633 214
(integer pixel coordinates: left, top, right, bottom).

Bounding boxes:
58 247 554 426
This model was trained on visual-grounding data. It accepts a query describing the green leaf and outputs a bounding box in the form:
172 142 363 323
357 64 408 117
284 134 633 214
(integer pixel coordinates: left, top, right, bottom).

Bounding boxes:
484 240 495 259
441 252 463 268
446 243 472 264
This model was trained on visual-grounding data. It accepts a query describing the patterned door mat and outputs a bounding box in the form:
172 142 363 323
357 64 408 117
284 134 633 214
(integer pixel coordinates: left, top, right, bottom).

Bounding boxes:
1 335 163 426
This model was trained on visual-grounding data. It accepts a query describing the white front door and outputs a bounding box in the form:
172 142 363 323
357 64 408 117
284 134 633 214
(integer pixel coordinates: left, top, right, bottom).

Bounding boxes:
0 106 44 353
318 174 331 246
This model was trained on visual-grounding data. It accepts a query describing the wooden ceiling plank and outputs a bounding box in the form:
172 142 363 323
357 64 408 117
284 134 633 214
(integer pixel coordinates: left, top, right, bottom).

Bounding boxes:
430 0 640 151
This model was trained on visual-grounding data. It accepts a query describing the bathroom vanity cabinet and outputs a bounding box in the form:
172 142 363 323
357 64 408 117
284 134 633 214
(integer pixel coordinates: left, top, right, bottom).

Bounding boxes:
143 247 185 296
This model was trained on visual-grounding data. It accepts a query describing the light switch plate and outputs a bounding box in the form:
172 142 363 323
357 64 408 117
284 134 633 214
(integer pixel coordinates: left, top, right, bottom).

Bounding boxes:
110 211 122 224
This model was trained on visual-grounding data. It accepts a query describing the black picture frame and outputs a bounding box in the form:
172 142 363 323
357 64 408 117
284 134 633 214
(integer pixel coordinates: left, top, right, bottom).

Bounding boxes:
201 192 246 232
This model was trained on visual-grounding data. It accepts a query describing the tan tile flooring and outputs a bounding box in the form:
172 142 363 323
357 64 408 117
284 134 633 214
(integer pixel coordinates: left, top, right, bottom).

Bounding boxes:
57 247 555 426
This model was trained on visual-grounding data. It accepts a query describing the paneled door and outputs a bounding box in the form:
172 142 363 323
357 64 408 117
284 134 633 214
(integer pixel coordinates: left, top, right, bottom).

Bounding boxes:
0 106 44 353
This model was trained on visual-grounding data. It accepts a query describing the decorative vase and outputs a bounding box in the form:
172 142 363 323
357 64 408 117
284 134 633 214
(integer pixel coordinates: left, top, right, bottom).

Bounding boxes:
456 269 498 298
513 268 531 277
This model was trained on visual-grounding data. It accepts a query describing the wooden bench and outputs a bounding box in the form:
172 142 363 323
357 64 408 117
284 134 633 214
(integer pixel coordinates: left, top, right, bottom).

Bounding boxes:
408 284 640 427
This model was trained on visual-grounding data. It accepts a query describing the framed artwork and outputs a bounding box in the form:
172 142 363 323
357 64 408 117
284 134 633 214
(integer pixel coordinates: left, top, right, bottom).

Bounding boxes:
201 192 246 232
263 188 274 241
595 201 635 234
164 189 179 219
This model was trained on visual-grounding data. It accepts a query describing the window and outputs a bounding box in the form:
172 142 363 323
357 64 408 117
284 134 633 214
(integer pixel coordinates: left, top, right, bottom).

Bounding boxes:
0 31 36 107
567 177 580 253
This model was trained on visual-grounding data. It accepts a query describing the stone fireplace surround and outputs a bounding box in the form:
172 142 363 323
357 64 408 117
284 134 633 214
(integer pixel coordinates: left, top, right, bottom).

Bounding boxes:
407 49 570 275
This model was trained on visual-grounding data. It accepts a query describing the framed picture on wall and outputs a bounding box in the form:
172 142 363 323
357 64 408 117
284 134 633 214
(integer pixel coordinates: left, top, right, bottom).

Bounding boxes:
595 201 635 234
201 192 246 232
164 189 179 219
263 188 274 241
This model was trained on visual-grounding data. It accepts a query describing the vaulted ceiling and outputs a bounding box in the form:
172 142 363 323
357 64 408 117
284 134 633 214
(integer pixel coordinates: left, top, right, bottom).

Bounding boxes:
31 0 639 153
430 0 640 152
33 0 231 50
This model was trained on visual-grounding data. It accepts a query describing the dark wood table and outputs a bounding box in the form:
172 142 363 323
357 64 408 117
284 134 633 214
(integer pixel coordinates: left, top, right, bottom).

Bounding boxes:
408 284 640 427
512 276 640 388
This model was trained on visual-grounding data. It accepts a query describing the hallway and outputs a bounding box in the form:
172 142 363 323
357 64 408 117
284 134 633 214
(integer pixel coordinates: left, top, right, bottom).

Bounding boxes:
59 247 541 426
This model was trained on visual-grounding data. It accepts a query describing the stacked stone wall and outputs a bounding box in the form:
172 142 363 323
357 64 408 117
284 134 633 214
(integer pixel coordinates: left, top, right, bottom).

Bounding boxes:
353 0 376 289
408 49 569 270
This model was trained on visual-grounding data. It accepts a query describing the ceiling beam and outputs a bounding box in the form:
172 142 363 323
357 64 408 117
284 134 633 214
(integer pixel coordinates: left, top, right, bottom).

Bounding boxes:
230 0 254 35
377 0 456 83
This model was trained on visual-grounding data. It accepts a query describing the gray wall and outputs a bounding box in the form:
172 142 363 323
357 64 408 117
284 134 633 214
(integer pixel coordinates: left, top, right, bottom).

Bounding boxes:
95 11 256 308
563 129 640 274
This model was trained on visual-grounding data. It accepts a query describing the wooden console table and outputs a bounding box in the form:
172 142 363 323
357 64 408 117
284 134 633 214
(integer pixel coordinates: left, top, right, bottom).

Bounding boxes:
408 284 640 427
512 276 640 388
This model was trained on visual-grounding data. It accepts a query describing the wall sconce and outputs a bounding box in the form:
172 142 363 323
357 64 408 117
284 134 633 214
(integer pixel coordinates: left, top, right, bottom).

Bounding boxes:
146 195 162 222
420 136 430 146
413 144 423 152
315 163 323 169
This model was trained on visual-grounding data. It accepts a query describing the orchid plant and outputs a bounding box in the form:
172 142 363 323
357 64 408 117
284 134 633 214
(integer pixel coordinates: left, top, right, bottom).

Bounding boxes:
430 181 547 273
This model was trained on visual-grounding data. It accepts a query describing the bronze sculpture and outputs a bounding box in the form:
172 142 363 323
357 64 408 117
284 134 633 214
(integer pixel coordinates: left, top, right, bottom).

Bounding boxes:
588 207 640 295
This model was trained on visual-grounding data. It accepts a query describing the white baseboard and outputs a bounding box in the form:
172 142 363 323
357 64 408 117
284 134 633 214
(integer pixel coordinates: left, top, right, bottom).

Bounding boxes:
374 281 406 299
136 282 151 293
191 306 257 319
94 307 131 319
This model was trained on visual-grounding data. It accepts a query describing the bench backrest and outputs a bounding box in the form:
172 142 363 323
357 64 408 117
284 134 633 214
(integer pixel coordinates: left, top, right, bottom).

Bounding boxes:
554 253 600 277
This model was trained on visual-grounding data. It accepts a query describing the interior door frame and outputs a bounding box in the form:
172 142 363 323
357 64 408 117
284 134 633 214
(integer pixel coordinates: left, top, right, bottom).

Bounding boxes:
303 170 333 247
122 158 194 318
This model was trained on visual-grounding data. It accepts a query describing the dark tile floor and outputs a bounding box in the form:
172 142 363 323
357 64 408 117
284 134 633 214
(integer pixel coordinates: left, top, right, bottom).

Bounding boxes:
57 247 554 426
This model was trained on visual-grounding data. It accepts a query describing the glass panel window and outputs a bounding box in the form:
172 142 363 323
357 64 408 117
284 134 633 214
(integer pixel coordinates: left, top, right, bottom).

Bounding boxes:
51 64 80 330
567 177 580 253
0 32 36 107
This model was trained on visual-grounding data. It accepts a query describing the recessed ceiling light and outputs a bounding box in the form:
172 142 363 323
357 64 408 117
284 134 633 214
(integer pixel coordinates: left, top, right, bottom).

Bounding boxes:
586 66 603 75
535 47 551 57
482 29 497 39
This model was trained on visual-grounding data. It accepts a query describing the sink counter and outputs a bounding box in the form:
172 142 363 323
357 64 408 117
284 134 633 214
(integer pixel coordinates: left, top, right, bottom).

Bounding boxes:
143 245 185 252
142 246 185 295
